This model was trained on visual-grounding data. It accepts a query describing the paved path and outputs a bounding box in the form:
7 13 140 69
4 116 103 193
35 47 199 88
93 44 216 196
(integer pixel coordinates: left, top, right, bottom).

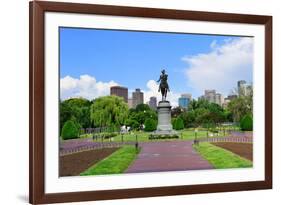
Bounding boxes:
126 141 213 173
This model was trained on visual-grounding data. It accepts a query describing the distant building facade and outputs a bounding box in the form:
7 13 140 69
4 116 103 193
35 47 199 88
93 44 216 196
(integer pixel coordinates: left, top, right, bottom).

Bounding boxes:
110 86 128 103
178 93 192 109
128 98 133 109
132 88 144 108
215 93 223 106
222 95 238 108
204 89 216 103
148 96 157 110
238 80 246 96
238 80 252 96
200 89 224 106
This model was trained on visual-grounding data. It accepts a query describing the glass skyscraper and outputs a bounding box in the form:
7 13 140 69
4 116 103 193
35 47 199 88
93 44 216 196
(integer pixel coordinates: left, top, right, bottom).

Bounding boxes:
178 93 192 109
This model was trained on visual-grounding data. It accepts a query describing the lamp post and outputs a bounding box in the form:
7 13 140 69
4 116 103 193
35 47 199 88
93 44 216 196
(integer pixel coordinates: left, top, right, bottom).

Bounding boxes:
194 128 198 145
135 134 139 151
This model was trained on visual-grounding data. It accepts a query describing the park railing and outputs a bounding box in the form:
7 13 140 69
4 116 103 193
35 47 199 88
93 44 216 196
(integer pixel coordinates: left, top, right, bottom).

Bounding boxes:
80 126 121 135
198 135 253 144
59 141 136 156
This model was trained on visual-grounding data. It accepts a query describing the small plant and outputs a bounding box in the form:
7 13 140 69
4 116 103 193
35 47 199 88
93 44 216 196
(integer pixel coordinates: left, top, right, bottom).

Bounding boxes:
61 120 80 140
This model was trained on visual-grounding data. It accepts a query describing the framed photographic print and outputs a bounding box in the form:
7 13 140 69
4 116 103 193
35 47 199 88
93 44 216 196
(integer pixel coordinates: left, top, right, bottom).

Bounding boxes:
29 1 272 204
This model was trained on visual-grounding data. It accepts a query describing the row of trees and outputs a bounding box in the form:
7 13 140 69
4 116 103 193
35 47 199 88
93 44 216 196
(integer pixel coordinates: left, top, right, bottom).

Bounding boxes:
176 99 229 128
171 89 252 130
60 96 128 138
60 90 253 139
60 96 158 139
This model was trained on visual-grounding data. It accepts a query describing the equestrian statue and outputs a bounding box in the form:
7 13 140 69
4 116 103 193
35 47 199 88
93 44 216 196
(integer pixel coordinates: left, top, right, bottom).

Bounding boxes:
157 69 170 101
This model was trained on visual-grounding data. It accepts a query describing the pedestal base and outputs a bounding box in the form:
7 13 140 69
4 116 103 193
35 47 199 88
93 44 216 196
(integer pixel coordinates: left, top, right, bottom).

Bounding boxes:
154 101 178 136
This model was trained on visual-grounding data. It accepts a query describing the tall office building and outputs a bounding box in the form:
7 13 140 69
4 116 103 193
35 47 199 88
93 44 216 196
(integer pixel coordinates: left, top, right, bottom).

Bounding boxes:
246 84 253 96
238 80 246 89
178 93 192 109
204 90 216 103
215 93 224 106
132 88 144 108
148 96 157 110
238 80 246 96
110 86 128 103
237 80 252 96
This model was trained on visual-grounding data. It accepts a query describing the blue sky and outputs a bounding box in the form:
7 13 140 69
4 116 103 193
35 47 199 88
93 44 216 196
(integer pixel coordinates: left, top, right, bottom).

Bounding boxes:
60 27 253 105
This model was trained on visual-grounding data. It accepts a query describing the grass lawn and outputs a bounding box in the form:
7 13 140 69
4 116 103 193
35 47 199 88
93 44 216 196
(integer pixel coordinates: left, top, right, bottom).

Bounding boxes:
193 142 252 169
80 145 140 176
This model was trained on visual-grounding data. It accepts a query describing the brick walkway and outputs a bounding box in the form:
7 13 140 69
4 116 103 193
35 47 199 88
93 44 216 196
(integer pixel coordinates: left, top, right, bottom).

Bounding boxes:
126 141 213 173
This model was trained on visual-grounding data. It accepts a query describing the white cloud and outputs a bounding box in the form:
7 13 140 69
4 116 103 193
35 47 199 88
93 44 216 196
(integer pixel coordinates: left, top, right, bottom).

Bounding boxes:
143 80 180 107
60 75 118 100
182 37 253 97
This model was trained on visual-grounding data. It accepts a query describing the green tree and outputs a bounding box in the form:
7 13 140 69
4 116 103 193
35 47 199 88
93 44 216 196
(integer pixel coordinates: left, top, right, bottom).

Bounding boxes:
227 97 252 122
181 99 227 128
135 104 151 112
144 118 157 131
126 104 157 128
90 96 129 127
59 101 72 133
59 98 91 133
61 120 80 140
173 117 184 130
125 118 140 129
240 114 253 131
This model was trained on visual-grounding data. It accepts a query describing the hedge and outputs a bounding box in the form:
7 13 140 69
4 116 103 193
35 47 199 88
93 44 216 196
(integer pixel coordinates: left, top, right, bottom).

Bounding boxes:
240 114 253 131
61 120 80 140
173 117 184 130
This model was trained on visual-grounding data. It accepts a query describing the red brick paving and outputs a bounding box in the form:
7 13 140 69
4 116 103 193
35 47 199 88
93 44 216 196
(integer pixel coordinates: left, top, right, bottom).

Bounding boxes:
126 141 213 173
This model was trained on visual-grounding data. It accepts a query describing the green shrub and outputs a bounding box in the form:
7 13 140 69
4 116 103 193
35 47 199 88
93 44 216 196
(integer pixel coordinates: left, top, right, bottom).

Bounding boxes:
92 132 118 140
61 120 80 140
173 117 184 130
103 132 118 139
240 115 253 131
144 118 157 131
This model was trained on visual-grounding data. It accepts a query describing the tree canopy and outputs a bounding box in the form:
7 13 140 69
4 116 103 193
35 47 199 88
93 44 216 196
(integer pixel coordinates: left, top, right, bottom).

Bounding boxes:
178 99 226 128
126 104 157 128
227 96 252 122
144 118 157 131
60 98 91 133
90 96 129 127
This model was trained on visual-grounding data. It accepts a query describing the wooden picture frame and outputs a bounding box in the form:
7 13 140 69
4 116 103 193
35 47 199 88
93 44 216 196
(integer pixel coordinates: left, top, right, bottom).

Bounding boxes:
29 1 272 204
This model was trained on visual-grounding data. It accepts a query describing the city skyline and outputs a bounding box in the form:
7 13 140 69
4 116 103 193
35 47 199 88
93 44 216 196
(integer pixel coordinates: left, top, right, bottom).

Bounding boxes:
62 78 250 110
60 27 253 106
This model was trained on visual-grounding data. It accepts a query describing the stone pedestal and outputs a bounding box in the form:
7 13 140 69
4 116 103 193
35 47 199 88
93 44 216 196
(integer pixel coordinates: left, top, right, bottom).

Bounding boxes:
154 101 178 135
